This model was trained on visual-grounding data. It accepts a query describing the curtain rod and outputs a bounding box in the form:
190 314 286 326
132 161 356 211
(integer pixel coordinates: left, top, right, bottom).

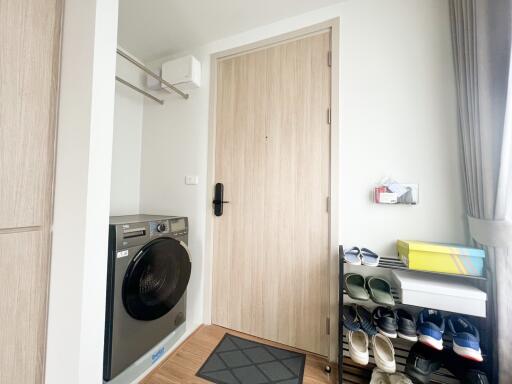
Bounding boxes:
115 76 164 105
116 48 189 100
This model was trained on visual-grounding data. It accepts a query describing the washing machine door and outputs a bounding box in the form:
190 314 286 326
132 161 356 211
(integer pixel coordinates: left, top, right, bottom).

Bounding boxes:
122 237 191 321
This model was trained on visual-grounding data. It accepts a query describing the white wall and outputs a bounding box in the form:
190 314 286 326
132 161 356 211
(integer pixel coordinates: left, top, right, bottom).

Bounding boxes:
110 51 145 216
337 0 467 255
139 0 467 334
139 85 208 331
46 0 118 383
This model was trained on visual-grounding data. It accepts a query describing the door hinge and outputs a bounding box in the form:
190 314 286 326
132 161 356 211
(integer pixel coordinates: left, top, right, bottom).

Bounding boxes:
326 197 330 213
326 317 331 335
327 51 332 67
327 108 331 125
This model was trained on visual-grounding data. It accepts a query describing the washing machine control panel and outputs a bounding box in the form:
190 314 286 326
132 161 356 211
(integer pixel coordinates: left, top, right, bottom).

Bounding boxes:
150 220 170 236
169 217 187 236
149 219 188 237
113 216 188 249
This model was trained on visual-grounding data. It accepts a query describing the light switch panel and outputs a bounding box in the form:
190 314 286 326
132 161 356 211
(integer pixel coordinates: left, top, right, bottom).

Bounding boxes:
185 175 199 185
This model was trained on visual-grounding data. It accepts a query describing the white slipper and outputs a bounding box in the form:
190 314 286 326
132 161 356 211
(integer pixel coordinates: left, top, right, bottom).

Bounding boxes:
344 246 362 265
348 330 369 366
361 247 380 266
372 333 396 373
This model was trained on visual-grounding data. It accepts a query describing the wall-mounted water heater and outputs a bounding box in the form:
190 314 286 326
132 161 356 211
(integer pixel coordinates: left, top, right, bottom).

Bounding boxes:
147 55 201 92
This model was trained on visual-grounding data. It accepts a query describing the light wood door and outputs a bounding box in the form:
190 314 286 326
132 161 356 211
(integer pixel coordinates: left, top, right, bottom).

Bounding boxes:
0 0 62 229
212 31 331 355
0 231 50 383
0 0 63 382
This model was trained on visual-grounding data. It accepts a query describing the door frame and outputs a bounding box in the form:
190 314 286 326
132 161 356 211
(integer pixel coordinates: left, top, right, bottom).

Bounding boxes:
204 18 340 361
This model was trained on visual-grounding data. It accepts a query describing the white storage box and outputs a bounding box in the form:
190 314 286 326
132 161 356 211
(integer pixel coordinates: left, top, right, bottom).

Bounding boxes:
392 270 487 317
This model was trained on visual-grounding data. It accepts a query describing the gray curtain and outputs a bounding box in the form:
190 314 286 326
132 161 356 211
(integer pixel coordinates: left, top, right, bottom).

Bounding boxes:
449 0 512 382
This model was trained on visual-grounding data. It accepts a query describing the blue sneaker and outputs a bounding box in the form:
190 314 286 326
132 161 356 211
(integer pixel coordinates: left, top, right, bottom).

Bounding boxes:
417 309 444 350
446 316 483 362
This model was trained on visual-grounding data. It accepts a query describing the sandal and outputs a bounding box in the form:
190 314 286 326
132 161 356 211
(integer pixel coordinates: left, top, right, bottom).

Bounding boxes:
348 330 369 366
344 273 370 301
366 276 395 306
372 333 396 373
344 246 362 265
361 247 380 267
343 305 361 331
355 305 378 336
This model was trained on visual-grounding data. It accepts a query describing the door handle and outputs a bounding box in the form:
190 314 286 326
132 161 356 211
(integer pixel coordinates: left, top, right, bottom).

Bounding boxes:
213 183 230 216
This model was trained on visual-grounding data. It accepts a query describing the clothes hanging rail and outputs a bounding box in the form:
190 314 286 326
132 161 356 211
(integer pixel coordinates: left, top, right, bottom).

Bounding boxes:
116 48 189 100
115 76 164 105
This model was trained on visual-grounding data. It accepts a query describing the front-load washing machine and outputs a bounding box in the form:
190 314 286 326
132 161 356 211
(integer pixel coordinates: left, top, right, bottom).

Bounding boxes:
103 215 191 382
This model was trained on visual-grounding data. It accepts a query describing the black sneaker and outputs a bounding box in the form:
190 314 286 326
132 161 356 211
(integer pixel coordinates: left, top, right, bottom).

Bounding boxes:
396 308 418 342
372 306 397 338
443 349 489 383
405 342 443 384
355 305 377 336
464 369 490 384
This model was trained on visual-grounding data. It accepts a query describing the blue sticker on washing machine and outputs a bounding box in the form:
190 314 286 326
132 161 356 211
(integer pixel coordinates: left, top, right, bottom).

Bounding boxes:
152 346 165 363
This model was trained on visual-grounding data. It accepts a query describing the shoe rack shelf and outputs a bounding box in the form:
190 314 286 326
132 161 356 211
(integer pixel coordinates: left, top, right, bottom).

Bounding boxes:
338 245 493 384
340 334 459 384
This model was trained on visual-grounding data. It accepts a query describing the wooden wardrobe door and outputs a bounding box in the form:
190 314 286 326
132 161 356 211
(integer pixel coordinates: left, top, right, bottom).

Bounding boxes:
0 231 50 383
212 31 331 355
0 0 63 382
0 0 63 229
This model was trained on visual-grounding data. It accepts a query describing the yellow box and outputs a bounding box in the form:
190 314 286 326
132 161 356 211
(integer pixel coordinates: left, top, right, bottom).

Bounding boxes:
397 240 485 277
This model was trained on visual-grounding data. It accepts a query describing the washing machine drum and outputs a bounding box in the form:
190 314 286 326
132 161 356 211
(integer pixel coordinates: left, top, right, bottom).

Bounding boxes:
122 237 191 321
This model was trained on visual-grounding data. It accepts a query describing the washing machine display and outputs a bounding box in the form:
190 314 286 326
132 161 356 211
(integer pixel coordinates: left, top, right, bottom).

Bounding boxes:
123 237 191 321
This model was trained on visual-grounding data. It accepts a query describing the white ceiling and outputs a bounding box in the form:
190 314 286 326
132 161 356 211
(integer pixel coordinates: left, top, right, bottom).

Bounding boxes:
118 0 343 61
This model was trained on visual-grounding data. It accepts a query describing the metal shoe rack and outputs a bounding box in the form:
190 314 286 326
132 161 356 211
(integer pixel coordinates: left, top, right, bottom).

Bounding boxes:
338 246 493 384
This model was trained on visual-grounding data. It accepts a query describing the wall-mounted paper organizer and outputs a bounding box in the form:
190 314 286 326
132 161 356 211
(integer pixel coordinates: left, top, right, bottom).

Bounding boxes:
374 180 419 204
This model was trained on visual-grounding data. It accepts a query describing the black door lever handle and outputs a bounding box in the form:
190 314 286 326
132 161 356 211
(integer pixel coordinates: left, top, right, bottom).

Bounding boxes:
212 200 230 204
213 183 229 216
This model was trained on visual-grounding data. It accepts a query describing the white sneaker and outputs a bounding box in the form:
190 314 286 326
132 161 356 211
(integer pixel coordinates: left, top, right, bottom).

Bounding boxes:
372 333 396 373
348 330 369 366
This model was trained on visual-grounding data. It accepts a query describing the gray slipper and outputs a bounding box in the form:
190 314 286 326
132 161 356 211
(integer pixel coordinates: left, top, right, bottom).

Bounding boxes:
366 276 395 306
344 273 370 301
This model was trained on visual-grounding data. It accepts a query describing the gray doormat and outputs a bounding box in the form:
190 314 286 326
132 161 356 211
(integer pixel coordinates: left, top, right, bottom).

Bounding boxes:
196 333 306 384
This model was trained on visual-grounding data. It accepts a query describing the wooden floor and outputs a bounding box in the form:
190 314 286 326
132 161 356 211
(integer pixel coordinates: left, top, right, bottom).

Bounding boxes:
141 325 338 384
